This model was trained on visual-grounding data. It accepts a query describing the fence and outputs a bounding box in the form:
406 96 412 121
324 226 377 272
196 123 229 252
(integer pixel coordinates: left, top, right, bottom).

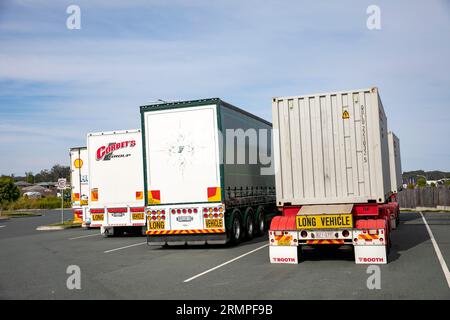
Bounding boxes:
397 186 450 209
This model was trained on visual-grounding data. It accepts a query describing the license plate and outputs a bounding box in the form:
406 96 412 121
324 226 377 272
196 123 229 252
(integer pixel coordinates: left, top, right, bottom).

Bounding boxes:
177 216 193 222
296 214 352 229
205 219 223 228
92 214 104 221
148 220 165 230
315 231 335 239
132 213 144 220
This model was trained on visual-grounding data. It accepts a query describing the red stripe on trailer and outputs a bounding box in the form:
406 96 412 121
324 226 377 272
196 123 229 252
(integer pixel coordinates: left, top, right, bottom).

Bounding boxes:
352 204 379 216
90 209 105 213
107 207 127 213
130 207 145 213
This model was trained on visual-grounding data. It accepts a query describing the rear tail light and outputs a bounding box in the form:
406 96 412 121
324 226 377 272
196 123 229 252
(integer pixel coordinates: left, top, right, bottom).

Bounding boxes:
152 210 156 215
161 215 166 220
209 208 213 212
203 208 208 213
213 213 218 218
300 231 308 238
354 238 358 242
219 213 223 218
219 207 224 212
171 209 176 214
161 210 165 214
193 208 198 213
182 209 187 214
203 214 208 218
152 216 156 221
209 213 213 218
380 238 384 242
213 208 218 212
177 209 181 214
342 230 350 237
188 209 192 214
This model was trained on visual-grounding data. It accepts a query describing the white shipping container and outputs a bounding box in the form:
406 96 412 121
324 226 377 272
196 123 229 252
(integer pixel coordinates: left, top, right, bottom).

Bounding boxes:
272 87 391 206
87 129 145 232
388 131 402 193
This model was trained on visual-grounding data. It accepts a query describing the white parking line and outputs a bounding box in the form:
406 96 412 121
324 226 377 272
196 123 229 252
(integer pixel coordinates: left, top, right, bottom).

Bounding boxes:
184 244 269 283
104 242 147 253
420 212 450 288
69 233 101 240
0 225 5 228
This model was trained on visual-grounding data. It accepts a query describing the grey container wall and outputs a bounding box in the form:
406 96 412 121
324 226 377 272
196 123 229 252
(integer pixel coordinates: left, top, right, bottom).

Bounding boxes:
388 131 403 194
272 87 391 206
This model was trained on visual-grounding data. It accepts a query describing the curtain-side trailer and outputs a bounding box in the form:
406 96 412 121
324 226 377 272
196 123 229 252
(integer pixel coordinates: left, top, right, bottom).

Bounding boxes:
269 87 401 264
70 147 90 227
87 129 146 236
141 98 277 245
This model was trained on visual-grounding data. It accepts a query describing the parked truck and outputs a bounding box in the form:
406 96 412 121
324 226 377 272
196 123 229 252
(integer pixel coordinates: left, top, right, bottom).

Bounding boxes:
70 147 90 227
269 87 400 264
87 129 146 236
140 98 277 245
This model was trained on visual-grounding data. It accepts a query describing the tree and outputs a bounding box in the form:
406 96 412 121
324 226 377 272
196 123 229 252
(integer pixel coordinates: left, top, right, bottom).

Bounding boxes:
0 177 20 204
416 177 427 188
25 172 34 184
407 183 415 190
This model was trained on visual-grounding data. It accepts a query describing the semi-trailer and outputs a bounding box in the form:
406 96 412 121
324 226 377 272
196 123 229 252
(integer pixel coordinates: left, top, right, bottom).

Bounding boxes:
70 147 90 227
268 87 401 264
140 98 277 245
86 129 146 236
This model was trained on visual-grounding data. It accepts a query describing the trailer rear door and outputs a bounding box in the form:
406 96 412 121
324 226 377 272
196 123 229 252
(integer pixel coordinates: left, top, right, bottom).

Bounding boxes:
143 104 222 205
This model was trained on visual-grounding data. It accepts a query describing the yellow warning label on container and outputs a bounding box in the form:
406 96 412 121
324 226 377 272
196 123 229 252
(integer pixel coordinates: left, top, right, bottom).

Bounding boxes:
342 110 350 119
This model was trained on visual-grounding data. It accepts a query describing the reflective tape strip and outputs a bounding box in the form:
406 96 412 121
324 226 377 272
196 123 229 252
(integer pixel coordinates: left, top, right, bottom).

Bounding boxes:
146 229 225 235
306 239 345 245
358 234 379 240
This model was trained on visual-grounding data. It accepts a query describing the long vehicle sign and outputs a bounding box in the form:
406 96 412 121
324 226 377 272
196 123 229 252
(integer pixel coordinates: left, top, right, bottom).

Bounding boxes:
296 214 353 229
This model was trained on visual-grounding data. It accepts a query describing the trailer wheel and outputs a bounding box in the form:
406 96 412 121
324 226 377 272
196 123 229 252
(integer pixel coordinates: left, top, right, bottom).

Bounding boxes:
255 206 266 236
230 210 242 245
244 208 255 240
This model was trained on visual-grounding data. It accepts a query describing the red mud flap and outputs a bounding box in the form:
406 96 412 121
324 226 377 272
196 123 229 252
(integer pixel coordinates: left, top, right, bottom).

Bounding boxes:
269 246 299 264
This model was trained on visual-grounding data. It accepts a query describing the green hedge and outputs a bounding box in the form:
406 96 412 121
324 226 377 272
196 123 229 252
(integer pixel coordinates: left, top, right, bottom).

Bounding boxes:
5 196 71 210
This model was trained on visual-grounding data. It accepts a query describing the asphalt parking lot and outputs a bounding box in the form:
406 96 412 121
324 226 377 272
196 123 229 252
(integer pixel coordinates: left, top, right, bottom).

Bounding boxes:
0 210 449 299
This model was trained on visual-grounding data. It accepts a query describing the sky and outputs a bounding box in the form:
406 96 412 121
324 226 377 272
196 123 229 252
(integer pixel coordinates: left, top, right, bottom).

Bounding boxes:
0 0 449 175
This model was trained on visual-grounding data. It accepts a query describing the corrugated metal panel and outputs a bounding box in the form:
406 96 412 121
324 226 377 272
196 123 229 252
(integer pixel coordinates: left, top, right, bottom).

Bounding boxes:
273 87 391 205
388 131 402 193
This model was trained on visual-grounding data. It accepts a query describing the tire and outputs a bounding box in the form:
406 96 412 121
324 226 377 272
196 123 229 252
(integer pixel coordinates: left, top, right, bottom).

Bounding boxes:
230 210 242 245
244 208 255 240
255 207 266 237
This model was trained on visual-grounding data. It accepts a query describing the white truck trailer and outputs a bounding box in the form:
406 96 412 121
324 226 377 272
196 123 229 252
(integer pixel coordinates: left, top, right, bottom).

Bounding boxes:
269 87 400 264
140 98 277 245
70 147 90 227
87 129 146 236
